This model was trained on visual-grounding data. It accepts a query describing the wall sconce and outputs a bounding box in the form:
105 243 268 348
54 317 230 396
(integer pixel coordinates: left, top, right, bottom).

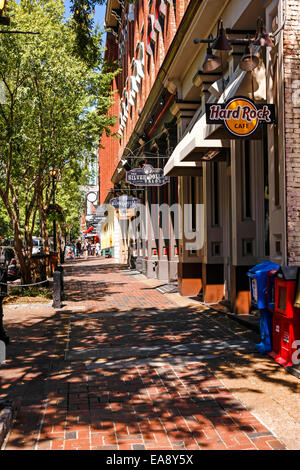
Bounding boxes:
211 19 232 51
194 17 275 61
203 35 222 72
253 17 274 48
239 44 259 71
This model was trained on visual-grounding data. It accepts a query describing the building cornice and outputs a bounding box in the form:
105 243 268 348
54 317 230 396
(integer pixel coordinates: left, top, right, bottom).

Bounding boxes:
105 0 122 28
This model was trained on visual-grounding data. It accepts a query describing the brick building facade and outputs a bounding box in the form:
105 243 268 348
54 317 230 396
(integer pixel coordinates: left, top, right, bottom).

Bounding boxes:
99 0 300 313
283 0 300 265
100 0 189 205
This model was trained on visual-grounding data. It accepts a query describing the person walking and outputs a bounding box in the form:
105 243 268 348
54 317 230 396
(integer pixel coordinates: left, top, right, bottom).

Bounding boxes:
76 240 82 259
84 241 88 258
88 242 92 256
95 241 100 257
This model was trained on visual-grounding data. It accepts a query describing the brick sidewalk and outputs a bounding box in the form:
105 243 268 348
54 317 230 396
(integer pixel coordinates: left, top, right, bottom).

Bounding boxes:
0 258 292 450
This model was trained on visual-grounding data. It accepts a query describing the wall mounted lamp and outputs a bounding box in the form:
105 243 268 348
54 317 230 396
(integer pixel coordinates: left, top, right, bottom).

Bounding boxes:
194 17 274 74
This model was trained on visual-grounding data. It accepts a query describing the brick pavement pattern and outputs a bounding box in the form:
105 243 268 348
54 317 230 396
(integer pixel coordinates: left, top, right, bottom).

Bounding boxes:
1 258 287 450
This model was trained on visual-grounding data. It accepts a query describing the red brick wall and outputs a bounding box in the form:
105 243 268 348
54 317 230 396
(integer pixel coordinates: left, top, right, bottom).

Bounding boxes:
283 1 300 264
99 33 119 206
99 0 189 205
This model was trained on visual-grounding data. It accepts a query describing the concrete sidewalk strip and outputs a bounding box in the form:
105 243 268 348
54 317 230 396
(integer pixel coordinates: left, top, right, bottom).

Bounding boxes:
85 354 226 370
65 339 253 361
69 308 188 320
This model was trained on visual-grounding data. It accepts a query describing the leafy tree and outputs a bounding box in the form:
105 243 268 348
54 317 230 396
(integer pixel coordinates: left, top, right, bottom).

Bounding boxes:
0 0 117 282
0 200 13 240
70 0 135 64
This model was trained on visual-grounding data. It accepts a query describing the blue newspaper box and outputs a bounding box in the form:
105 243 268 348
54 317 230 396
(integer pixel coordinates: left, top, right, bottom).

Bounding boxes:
247 261 280 310
255 309 273 354
267 268 279 312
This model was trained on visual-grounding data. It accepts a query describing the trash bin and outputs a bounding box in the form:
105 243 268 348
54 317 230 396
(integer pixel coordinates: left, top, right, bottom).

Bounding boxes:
247 261 280 310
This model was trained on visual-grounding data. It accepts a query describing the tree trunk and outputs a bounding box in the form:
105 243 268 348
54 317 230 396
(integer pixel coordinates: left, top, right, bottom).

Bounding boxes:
13 224 32 285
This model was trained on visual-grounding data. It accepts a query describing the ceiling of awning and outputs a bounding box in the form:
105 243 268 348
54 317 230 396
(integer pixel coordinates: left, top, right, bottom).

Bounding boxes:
179 113 230 162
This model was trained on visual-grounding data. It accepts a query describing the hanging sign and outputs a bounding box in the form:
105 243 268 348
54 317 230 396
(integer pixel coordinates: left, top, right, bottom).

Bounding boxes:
206 97 275 138
89 214 106 227
110 195 140 209
126 164 169 187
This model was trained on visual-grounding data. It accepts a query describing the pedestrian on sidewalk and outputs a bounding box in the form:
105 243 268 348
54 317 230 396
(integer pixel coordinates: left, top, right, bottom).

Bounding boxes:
76 240 82 258
87 242 92 256
83 241 88 258
95 241 100 256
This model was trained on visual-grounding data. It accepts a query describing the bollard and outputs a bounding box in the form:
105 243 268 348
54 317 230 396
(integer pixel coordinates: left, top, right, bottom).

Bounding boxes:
52 270 63 309
56 265 64 301
0 267 9 345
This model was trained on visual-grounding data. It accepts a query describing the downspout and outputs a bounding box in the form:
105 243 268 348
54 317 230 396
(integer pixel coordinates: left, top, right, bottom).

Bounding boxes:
281 0 287 265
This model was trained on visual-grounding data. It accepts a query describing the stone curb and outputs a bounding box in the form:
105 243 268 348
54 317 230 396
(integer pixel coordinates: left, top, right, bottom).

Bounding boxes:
0 399 20 450
223 312 260 333
209 308 300 380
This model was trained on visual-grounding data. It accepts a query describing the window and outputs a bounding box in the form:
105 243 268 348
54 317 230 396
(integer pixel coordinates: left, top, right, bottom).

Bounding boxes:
242 239 253 256
146 14 156 57
212 242 221 257
155 0 165 38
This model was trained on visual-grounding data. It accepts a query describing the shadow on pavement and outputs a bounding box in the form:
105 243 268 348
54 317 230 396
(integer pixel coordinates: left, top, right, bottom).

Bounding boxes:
0 301 298 449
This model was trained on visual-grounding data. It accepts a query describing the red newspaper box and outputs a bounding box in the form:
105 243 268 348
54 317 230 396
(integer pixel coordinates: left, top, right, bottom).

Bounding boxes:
270 267 300 367
278 316 300 367
272 311 282 357
275 277 297 319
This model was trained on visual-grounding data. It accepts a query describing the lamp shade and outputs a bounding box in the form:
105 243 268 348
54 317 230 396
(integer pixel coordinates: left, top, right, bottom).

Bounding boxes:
253 17 274 48
211 19 232 51
203 47 222 72
239 45 259 71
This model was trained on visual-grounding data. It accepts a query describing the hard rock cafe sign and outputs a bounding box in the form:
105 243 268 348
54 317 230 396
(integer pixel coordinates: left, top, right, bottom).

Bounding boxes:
206 97 275 138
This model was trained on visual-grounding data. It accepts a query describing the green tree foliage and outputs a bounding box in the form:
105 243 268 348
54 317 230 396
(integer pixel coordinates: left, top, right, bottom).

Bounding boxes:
70 0 135 64
0 0 118 282
0 201 13 240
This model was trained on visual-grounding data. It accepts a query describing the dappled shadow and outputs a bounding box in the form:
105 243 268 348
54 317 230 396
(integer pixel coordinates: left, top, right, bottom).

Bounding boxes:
1 302 298 449
63 259 131 279
0 257 298 449
64 280 126 303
